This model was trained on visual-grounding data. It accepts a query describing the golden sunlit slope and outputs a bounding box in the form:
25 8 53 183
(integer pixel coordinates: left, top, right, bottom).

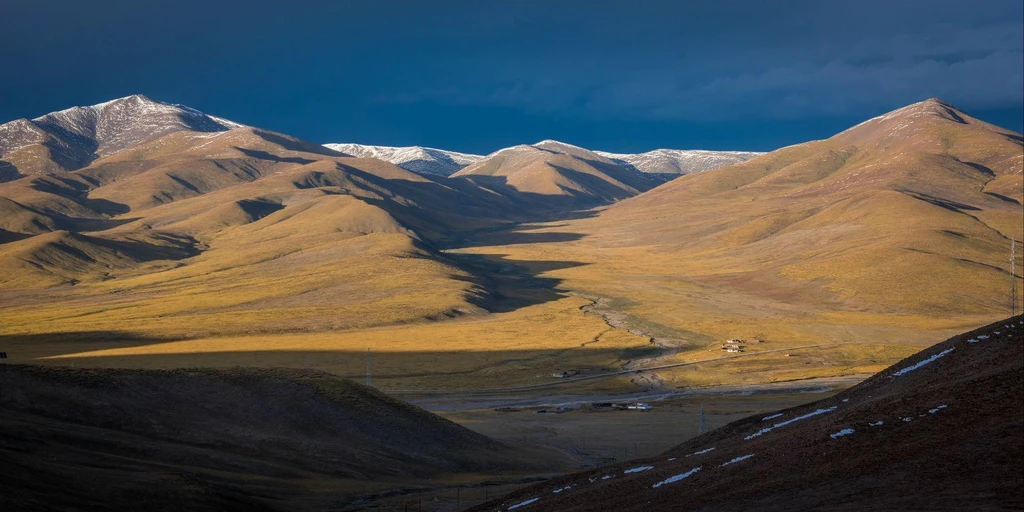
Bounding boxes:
452 140 663 207
0 105 530 337
455 99 1023 350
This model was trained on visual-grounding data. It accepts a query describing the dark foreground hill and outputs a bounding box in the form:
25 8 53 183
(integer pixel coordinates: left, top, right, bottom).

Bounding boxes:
473 316 1024 512
0 366 554 512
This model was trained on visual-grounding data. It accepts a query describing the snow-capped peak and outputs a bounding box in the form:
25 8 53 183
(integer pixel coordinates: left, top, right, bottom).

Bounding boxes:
0 94 248 179
27 94 246 158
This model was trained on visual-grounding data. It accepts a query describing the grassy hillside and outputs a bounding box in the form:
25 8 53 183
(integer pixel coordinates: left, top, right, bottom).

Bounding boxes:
0 365 557 511
453 99 1023 386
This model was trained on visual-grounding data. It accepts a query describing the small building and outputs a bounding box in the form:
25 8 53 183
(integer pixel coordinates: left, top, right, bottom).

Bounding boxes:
722 339 746 352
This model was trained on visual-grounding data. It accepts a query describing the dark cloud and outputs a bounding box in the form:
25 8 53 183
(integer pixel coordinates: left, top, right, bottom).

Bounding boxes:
379 17 1023 122
1 0 1021 152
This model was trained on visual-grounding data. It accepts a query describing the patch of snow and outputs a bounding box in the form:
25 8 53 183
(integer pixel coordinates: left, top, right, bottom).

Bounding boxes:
720 454 755 467
552 485 571 494
667 458 676 461
601 475 612 480
903 417 913 422
830 428 855 439
507 497 539 510
978 335 989 340
691 447 715 456
841 398 849 403
745 406 838 440
891 348 955 377
968 339 979 344
624 465 654 474
762 413 784 421
869 421 885 427
652 467 702 488
928 405 948 414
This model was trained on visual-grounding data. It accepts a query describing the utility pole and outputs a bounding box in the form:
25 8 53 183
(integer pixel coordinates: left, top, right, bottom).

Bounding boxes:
365 348 372 387
698 404 708 435
1012 238 1019 317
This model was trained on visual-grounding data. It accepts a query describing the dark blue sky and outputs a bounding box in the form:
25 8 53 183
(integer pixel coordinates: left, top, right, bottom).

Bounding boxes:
1 1 1021 154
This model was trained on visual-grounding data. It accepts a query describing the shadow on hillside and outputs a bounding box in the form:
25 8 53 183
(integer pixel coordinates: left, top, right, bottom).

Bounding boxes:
443 251 589 313
0 345 643 390
15 174 140 232
451 224 586 248
234 147 316 165
311 164 600 314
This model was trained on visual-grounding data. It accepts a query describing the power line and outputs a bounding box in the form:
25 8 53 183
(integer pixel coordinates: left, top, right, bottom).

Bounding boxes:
698 404 708 435
365 348 372 387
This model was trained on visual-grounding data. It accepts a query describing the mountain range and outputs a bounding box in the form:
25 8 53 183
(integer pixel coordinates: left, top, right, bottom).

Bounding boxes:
0 93 1020 374
323 141 760 178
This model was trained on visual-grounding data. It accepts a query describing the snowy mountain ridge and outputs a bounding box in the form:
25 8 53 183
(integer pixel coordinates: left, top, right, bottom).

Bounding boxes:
323 143 483 177
328 139 762 177
594 148 764 175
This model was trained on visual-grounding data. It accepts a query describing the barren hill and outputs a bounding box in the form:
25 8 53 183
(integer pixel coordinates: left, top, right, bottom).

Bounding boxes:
474 317 1024 512
452 140 663 207
0 365 551 512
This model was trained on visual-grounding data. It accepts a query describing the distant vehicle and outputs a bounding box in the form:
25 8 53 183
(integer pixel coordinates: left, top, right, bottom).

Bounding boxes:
551 370 579 378
626 403 652 411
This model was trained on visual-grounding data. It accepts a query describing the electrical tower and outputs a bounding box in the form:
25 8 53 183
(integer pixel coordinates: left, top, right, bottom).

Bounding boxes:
365 348 372 387
1012 238 1019 317
697 404 708 435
